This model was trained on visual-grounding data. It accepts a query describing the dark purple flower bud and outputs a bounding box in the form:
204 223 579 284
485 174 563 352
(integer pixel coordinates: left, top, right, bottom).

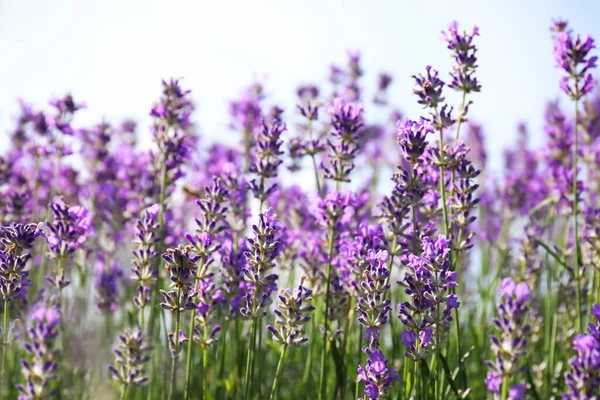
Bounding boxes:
297 85 319 100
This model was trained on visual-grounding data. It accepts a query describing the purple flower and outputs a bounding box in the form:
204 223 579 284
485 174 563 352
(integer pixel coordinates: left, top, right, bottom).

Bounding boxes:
17 304 61 399
356 348 398 399
0 223 43 252
553 26 597 99
398 236 459 360
240 208 281 318
442 21 481 94
150 78 193 130
108 329 153 388
248 119 285 203
267 278 315 347
94 255 123 312
563 305 600 399
485 278 531 395
412 66 445 108
131 204 160 311
356 249 392 348
321 98 364 182
45 197 93 259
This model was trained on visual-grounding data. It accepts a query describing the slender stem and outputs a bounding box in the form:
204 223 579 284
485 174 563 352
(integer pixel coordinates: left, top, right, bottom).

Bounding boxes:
435 108 450 237
1 300 8 395
269 345 288 400
184 257 207 400
355 326 363 400
501 377 509 400
454 91 467 143
572 91 583 333
120 384 128 400
307 119 324 198
216 319 229 399
203 324 209 398
244 289 259 400
168 288 182 400
318 224 336 400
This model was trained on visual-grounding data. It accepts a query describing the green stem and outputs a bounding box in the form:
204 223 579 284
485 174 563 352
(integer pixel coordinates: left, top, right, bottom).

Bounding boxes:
243 290 259 400
203 324 209 399
454 91 468 143
318 224 336 400
216 319 229 399
307 119 323 198
501 377 509 400
1 300 8 395
269 345 288 400
435 107 450 237
120 384 128 400
573 92 583 333
355 326 363 400
168 288 182 400
184 257 207 400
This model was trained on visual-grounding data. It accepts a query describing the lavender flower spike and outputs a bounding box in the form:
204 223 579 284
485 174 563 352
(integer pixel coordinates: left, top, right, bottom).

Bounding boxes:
356 348 398 400
267 277 315 347
553 28 597 99
356 249 392 348
108 329 153 389
485 278 531 397
563 304 600 399
17 304 61 399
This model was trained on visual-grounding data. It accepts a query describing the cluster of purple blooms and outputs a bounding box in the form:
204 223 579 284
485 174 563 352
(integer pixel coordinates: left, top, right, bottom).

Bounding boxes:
398 236 460 360
485 278 531 399
1 16 600 400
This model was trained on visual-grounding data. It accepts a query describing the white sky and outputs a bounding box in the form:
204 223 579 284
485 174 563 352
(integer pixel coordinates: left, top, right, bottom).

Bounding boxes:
1 0 599 172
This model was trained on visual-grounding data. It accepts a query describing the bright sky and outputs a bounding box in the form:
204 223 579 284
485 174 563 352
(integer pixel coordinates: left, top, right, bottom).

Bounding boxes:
1 0 599 171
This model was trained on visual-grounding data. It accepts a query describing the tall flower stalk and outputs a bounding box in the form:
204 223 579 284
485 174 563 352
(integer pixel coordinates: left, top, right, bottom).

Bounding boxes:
553 26 597 333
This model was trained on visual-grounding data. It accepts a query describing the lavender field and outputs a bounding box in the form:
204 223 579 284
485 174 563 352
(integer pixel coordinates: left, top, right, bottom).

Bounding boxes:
2 12 600 400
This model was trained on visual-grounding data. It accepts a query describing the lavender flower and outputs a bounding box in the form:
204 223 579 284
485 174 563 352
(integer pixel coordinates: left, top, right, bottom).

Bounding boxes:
249 120 285 204
17 304 61 399
131 204 160 312
553 29 597 99
241 208 281 318
356 250 392 348
356 348 398 400
108 329 153 389
45 197 92 259
442 21 481 95
563 304 600 399
398 236 459 360
321 98 364 182
485 278 531 397
267 277 315 347
0 223 43 252
413 66 445 109
94 256 123 312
